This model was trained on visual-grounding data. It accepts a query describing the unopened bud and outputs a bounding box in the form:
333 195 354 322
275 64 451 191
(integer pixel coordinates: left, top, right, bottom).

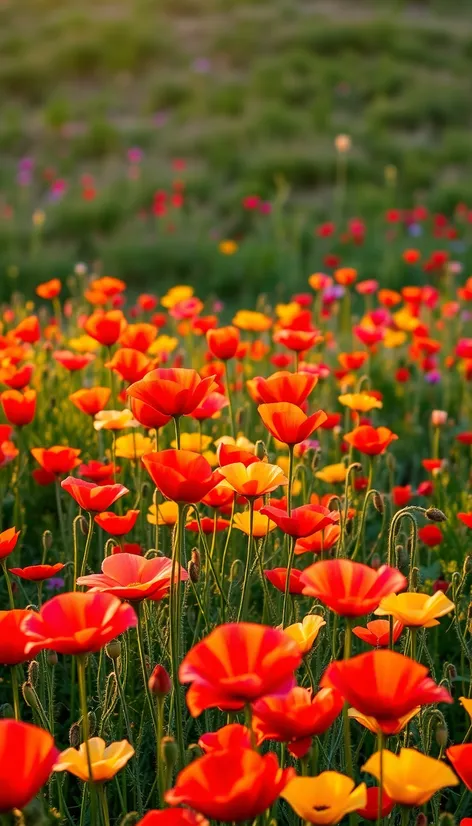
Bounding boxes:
431 410 448 427
141 482 149 499
373 492 384 514
447 663 457 680
189 548 200 584
0 703 14 718
42 530 53 551
436 723 448 748
255 440 268 461
416 814 427 826
28 660 39 687
106 640 122 661
410 566 419 590
425 507 447 523
371 554 381 571
79 515 89 536
161 736 178 772
69 723 81 747
438 813 455 826
48 651 58 667
22 682 40 711
149 665 172 697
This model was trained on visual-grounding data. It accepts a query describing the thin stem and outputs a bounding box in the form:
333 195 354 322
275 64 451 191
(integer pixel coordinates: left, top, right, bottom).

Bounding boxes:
287 444 294 516
282 537 296 628
79 512 95 580
173 417 181 450
135 604 158 732
77 656 98 826
343 619 354 779
55 479 68 555
377 732 384 826
224 361 236 439
168 502 186 768
2 561 15 609
237 500 255 622
97 785 110 826
11 666 20 720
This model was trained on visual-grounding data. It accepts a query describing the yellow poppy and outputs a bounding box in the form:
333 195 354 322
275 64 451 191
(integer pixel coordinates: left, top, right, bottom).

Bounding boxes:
460 696 472 720
315 463 347 484
383 329 407 349
115 433 153 460
349 707 420 736
232 510 276 538
161 285 193 309
214 435 256 452
148 335 179 356
362 748 458 806
94 409 139 431
284 614 326 655
171 433 213 453
147 501 182 526
219 462 287 497
375 591 454 628
232 310 272 332
68 335 100 353
282 772 366 824
218 240 238 255
54 738 134 783
338 393 382 412
392 309 420 332
275 302 301 323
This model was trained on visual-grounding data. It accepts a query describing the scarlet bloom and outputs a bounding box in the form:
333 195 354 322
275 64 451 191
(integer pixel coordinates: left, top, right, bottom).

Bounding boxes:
356 787 394 820
94 510 139 536
206 326 240 360
321 650 452 734
137 811 208 826
252 686 344 757
120 323 157 352
78 461 119 484
258 403 328 445
344 425 398 455
300 559 407 617
0 362 34 389
0 527 20 559
84 310 127 346
77 553 188 601
264 568 305 595
0 610 42 664
199 723 252 753
1 388 36 426
260 504 338 538
392 485 412 507
352 619 403 647
179 622 301 716
273 329 321 352
190 392 229 421
15 316 41 343
0 719 59 813
142 450 222 504
165 747 293 822
53 351 95 372
128 397 172 429
61 476 128 511
446 744 472 790
31 447 81 476
217 443 259 467
105 348 153 383
36 278 61 300
247 370 317 406
458 512 472 529
10 563 65 582
69 387 111 416
418 524 443 547
22 592 137 656
127 368 216 418
295 524 341 555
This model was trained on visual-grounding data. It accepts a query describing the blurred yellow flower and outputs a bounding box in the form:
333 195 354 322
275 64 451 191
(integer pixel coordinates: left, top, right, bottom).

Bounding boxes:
148 335 179 356
338 393 382 412
148 501 189 526
284 614 326 655
219 240 238 255
275 302 301 323
68 335 100 353
460 696 472 720
383 329 407 349
94 409 139 431
54 738 134 783
115 433 153 460
393 309 420 332
232 310 272 332
161 286 193 309
171 433 213 453
315 463 347 484
214 435 256 452
32 209 46 228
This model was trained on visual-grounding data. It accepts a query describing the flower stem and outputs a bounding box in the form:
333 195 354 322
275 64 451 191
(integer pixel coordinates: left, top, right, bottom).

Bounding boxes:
79 512 95 580
224 361 236 438
10 666 20 720
77 656 98 826
173 417 181 450
2 561 15 609
237 500 255 622
168 502 186 768
135 604 158 732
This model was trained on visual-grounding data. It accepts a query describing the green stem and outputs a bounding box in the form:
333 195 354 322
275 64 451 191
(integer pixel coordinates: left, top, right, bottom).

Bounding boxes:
377 732 384 826
173 417 181 450
287 444 294 516
79 512 95 580
237 501 255 622
282 537 296 628
224 361 236 439
135 604 158 732
77 656 98 826
351 459 374 561
2 562 15 609
343 620 354 779
11 666 20 720
97 785 110 826
168 502 186 768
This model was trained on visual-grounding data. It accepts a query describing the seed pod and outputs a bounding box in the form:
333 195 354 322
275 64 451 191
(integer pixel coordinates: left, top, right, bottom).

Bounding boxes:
373 492 384 514
79 515 89 537
69 723 81 748
42 530 53 551
447 663 457 680
28 660 39 688
48 651 58 667
148 665 172 697
436 723 448 748
106 640 122 661
22 682 40 711
161 736 178 773
425 507 447 523
0 704 14 718
255 440 268 461
188 548 200 583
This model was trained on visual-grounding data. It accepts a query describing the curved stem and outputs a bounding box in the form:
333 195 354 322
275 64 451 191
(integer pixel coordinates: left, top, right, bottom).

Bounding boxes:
79 512 95 580
224 361 236 439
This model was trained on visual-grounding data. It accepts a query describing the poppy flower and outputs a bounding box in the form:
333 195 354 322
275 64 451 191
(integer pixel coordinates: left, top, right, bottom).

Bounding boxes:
206 326 240 360
77 553 188 601
363 749 458 806
137 811 208 826
190 392 229 421
127 368 217 418
1 388 36 426
0 609 43 664
315 463 347 484
31 447 81 476
284 614 326 654
0 719 59 812
258 403 327 445
273 329 321 352
128 397 172 430
61 476 128 511
247 371 317 406
198 723 252 753
392 485 412 507
281 772 367 825
201 483 235 509
105 348 153 383
264 567 305 595
422 458 443 473
352 619 403 647
119 323 157 352
22 592 137 656
218 462 287 498
446 743 472 789
84 310 127 346
321 650 452 734
186 516 230 534
54 738 134 782
233 310 272 332
115 433 153 460
418 524 443 547
53 351 95 372
0 362 34 390
147 500 180 526
458 512 472 529
232 510 276 537
15 316 41 343
344 425 398 455
69 387 111 416
356 787 394 821
94 510 140 536
294 524 341 555
217 443 258 467
348 706 420 736
36 278 61 300
260 504 337 538
165 747 293 821
300 559 407 617
179 622 301 716
376 591 454 627
142 450 222 504
10 563 65 582
94 409 138 431
252 686 344 757
0 527 20 559
78 461 119 484
338 393 382 413
90 276 126 296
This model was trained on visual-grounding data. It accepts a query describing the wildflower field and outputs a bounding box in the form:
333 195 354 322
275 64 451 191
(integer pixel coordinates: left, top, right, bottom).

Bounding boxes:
4 1 472 826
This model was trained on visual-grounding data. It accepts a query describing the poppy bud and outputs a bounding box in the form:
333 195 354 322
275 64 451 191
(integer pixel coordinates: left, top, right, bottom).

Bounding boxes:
465 556 472 574
188 548 200 583
28 660 39 687
255 440 268 461
42 530 53 551
161 736 178 773
438 814 455 826
69 723 81 748
79 515 89 536
373 492 384 514
141 482 149 499
436 723 448 748
371 554 381 571
22 682 40 712
148 665 172 697
431 410 448 427
48 651 58 667
416 814 427 826
425 507 447 523
0 703 14 718
447 663 457 680
106 640 122 661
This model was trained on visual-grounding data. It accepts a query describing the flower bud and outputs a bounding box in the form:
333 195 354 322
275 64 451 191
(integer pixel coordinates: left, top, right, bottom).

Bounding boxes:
416 814 427 826
148 665 172 697
48 651 58 667
431 410 448 427
42 530 53 551
22 682 40 711
447 663 457 680
371 554 381 571
425 507 447 523
0 704 14 718
373 492 384 514
255 440 268 461
106 640 122 661
79 515 89 536
188 548 200 583
436 723 448 748
69 723 81 748
28 660 39 687
141 482 149 499
161 736 178 772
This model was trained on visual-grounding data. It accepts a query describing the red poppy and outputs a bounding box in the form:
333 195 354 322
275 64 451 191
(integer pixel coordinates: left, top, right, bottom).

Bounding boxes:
94 510 140 536
31 447 81 476
190 392 229 421
273 329 321 352
201 484 235 509
36 278 61 300
22 592 137 656
258 402 327 445
127 368 217 418
321 650 452 734
0 362 34 390
1 389 36 426
179 622 301 716
53 351 95 372
119 323 157 352
128 397 171 429
199 724 252 753
456 432 472 445
61 476 128 511
105 348 153 383
10 563 65 582
112 542 143 556
417 481 433 497
77 553 188 601
252 686 344 757
137 811 208 826
186 517 230 534
14 316 41 344
165 747 293 822
264 567 305 595
0 719 59 813
0 610 43 664
300 559 407 617
458 513 472 529
344 426 398 456
422 459 443 473
352 619 403 648
217 443 259 467
418 524 443 547
0 527 20 560
260 504 338 538
446 744 472 790
356 787 394 820
247 371 317 405
207 326 240 360
294 524 341 555
392 485 412 507
142 450 222 504
69 387 111 416
78 461 120 484
84 310 127 346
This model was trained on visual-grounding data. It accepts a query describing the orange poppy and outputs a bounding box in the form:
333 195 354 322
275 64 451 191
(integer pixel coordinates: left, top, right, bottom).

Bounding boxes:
247 370 317 405
105 348 153 383
84 310 127 346
137 811 208 826
0 362 34 390
77 552 188 601
446 744 472 790
31 447 81 476
119 323 157 352
61 476 128 511
142 450 222 504
258 402 327 445
199 723 252 753
1 388 36 426
9 563 65 582
264 567 305 594
0 719 59 813
0 527 20 560
344 425 398 455
69 387 111 416
300 559 407 616
260 504 338 538
216 443 258 467
273 329 321 352
128 397 172 429
0 609 40 665
294 524 341 555
206 326 240 360
127 368 217 418
36 278 61 300
78 461 119 484
94 509 140 536
53 351 95 372
15 316 41 344
190 392 229 421
352 619 403 647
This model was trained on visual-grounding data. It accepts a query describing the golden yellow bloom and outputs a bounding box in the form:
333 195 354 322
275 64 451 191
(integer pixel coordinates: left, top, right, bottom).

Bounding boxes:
232 310 272 332
54 738 134 783
362 748 458 807
460 696 472 720
171 433 213 453
383 329 407 349
392 309 420 332
282 772 366 825
338 393 382 412
147 501 181 526
315 463 347 485
32 209 46 228
161 285 193 309
115 433 153 460
219 462 287 497
214 435 256 452
275 302 301 323
68 335 100 353
218 239 238 255
232 510 276 538
148 335 179 356
375 591 454 628
349 707 420 736
284 614 326 655
94 409 139 431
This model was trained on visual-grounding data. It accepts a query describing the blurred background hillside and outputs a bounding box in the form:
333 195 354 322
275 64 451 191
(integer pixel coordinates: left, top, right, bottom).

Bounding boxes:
2 0 472 299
